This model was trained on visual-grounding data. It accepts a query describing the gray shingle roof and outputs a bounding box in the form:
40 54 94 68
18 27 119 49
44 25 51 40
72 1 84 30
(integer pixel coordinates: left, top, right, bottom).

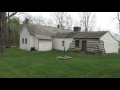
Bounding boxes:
35 35 53 40
24 23 70 40
23 23 108 39
53 31 108 39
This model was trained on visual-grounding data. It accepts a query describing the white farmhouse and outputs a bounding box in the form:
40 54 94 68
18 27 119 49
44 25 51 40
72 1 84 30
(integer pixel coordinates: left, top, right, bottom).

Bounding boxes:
19 18 68 51
19 19 119 54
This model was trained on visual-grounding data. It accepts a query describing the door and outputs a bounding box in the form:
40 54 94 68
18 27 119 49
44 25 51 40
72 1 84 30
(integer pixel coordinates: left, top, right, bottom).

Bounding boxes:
82 41 87 52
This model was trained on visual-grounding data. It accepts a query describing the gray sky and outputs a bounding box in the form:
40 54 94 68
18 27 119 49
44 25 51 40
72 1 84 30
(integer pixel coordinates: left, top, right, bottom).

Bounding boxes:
26 12 119 34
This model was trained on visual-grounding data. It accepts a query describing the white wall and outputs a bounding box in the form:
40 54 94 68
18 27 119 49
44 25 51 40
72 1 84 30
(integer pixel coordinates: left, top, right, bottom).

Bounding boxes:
39 40 52 51
30 36 35 48
100 32 119 53
35 37 39 51
20 27 31 51
52 38 73 51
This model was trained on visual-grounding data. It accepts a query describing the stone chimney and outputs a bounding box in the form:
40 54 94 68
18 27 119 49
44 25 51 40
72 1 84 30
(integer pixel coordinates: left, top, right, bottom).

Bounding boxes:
57 25 60 29
73 27 81 32
23 18 29 24
57 25 65 29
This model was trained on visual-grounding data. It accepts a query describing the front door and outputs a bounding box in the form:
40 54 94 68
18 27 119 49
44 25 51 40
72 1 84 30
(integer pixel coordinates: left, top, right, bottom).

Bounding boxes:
82 41 87 52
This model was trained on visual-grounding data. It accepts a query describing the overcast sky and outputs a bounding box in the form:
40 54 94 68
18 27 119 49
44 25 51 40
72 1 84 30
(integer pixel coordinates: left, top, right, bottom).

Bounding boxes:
25 12 119 34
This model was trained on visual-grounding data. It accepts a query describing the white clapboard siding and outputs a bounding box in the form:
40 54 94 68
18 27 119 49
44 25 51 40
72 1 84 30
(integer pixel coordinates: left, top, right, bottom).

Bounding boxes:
100 32 119 53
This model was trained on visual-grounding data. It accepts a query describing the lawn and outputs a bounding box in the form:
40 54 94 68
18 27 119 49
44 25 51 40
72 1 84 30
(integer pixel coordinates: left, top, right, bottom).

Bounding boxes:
0 48 120 78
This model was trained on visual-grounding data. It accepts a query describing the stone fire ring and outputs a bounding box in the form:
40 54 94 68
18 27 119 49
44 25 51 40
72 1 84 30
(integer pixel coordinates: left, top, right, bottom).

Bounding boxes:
56 56 73 60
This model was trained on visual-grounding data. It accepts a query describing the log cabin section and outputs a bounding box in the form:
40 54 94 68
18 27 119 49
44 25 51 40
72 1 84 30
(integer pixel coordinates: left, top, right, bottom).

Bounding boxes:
68 39 106 54
68 39 100 53
52 27 119 54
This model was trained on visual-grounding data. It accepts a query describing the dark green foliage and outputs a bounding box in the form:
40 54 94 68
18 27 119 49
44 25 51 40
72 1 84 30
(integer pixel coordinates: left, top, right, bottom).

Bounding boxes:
8 17 21 30
0 48 120 78
6 17 22 47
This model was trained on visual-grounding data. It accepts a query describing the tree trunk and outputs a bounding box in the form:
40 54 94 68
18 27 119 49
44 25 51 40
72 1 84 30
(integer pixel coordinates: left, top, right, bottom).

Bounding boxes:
0 20 3 54
8 27 11 47
6 12 11 47
0 12 6 54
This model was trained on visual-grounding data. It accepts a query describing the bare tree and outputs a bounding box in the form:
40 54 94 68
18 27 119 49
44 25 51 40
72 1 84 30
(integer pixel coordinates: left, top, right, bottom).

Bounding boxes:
116 12 120 33
23 14 45 25
23 13 54 27
51 12 73 29
33 15 46 25
33 16 55 26
45 19 54 26
109 12 120 34
23 13 34 23
78 12 96 32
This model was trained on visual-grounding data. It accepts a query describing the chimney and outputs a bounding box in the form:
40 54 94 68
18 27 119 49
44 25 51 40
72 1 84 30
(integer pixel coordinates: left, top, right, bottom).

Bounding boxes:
73 27 81 32
57 25 60 29
23 18 29 24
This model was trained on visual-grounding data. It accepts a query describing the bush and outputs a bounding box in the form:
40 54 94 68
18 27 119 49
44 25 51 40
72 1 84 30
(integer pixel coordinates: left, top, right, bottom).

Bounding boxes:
5 46 11 48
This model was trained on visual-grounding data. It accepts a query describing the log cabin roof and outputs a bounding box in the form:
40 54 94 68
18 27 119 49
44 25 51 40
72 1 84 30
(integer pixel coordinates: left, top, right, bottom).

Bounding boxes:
53 31 108 39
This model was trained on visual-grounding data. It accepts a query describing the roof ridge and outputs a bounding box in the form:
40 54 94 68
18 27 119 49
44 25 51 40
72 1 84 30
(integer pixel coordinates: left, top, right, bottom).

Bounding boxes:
25 23 70 40
53 31 108 38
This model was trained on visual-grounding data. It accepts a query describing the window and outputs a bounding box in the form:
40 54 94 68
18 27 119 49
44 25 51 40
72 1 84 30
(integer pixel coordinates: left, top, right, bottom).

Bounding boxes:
22 38 24 44
75 40 79 47
25 38 27 44
62 41 65 47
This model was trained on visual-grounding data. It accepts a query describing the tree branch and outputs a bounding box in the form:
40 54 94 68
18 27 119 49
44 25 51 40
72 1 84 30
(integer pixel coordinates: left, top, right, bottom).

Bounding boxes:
7 12 17 19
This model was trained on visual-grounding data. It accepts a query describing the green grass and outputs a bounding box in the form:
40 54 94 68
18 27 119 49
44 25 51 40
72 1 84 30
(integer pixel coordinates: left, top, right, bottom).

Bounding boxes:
0 48 120 78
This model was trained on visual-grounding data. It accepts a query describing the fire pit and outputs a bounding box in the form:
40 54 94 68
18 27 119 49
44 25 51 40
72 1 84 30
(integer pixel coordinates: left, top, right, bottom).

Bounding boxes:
56 56 73 60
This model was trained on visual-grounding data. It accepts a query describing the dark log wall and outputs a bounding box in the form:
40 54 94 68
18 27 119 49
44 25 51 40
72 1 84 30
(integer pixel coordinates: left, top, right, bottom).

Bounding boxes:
86 39 99 53
99 40 106 54
68 39 80 51
68 39 105 54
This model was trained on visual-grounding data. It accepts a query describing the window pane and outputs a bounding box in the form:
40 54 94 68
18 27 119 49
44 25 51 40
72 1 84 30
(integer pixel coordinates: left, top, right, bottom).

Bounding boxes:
75 40 79 47
25 38 27 44
62 41 65 46
22 38 24 44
